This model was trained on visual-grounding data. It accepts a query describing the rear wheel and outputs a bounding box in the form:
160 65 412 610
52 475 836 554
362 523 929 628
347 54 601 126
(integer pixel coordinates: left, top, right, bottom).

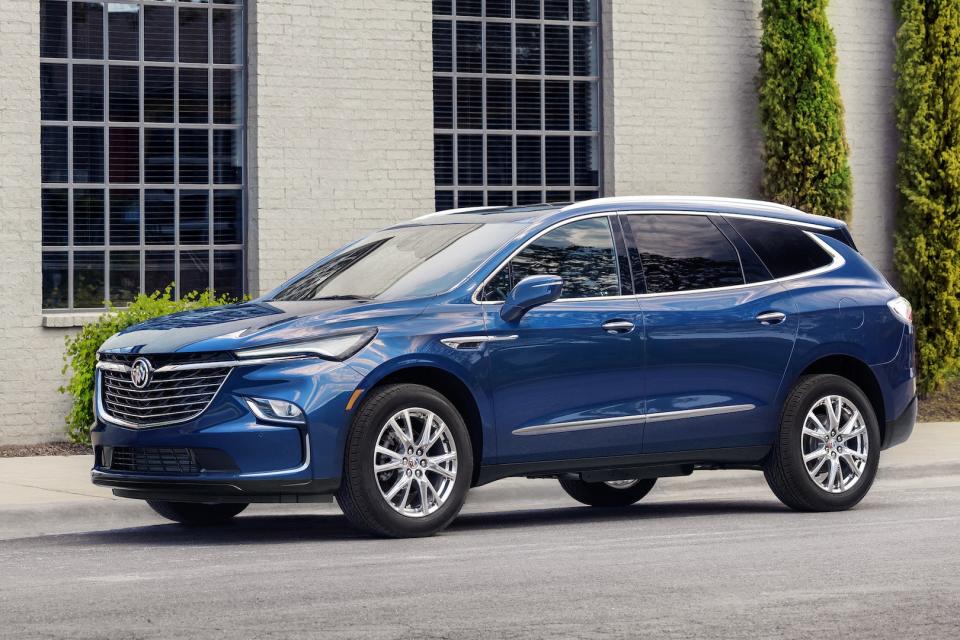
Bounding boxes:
559 476 657 507
336 384 473 537
146 500 248 525
764 374 880 511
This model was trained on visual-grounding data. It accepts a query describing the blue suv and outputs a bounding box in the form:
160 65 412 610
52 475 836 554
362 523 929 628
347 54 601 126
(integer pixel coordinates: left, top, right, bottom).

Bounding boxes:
91 197 916 537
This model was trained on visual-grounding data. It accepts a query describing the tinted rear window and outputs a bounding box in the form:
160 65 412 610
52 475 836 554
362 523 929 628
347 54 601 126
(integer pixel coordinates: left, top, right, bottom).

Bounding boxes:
726 218 833 279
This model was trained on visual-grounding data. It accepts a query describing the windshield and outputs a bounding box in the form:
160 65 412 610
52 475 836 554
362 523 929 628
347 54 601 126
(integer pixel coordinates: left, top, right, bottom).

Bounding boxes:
270 222 524 301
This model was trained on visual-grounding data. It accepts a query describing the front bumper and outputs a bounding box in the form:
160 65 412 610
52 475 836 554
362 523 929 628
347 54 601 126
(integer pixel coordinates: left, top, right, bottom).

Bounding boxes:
91 472 338 503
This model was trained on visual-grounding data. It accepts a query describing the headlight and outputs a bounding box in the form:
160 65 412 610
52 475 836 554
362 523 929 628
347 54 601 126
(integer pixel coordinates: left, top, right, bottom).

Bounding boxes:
245 397 305 425
234 329 377 362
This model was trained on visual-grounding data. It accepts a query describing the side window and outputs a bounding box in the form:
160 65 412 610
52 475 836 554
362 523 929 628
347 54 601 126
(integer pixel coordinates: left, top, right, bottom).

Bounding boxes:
625 214 745 294
726 217 833 279
482 217 621 301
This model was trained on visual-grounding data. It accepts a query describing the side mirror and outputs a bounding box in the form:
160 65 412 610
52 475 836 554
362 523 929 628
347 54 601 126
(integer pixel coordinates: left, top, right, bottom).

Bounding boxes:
500 275 563 323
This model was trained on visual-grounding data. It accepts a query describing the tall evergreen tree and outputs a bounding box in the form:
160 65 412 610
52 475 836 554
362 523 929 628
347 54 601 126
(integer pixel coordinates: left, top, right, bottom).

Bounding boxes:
759 0 852 220
894 0 960 394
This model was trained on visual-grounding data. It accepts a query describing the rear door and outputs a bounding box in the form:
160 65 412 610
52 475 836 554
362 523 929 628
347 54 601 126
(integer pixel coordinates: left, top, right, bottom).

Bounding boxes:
621 213 798 453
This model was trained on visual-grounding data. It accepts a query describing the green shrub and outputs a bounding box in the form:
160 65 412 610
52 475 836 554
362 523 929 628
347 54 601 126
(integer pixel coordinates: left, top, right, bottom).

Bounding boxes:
60 287 239 444
893 0 960 396
758 0 853 220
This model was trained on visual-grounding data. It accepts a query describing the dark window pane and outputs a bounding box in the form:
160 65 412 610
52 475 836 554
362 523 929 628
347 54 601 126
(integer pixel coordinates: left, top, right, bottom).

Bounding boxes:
433 1 452 16
573 0 598 21
144 67 174 123
41 1 68 58
457 135 483 186
179 129 209 183
144 6 174 62
574 136 599 186
516 80 541 130
74 251 105 307
433 77 452 129
144 129 174 183
544 0 568 20
144 189 174 244
41 63 68 121
213 69 241 124
41 126 68 183
546 190 570 203
72 3 104 60
434 134 453 186
517 190 543 205
544 25 570 75
108 3 140 61
544 81 570 130
458 191 484 207
545 137 570 185
457 0 482 17
726 218 833 278
109 189 140 245
627 215 745 293
573 26 598 76
516 24 541 74
179 191 209 245
42 252 69 309
457 78 482 129
73 65 104 121
488 191 514 206
214 250 243 299
42 189 69 246
213 191 242 244
73 189 104 245
456 22 482 73
213 130 242 184
486 0 511 18
516 0 541 19
179 8 208 64
435 191 454 211
486 79 512 129
713 218 771 283
179 68 209 124
144 250 174 295
109 250 140 305
180 250 210 295
516 136 542 185
510 217 618 299
487 135 512 186
573 80 597 131
433 21 452 73
73 127 105 183
486 23 511 74
575 190 599 201
109 127 139 183
213 9 242 64
109 66 139 122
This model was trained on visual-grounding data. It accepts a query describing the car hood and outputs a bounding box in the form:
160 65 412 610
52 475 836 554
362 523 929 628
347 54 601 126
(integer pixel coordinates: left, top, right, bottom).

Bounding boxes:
98 298 428 355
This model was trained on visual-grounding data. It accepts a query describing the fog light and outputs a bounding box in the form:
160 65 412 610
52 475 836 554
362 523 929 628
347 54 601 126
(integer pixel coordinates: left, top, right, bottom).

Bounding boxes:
245 397 305 425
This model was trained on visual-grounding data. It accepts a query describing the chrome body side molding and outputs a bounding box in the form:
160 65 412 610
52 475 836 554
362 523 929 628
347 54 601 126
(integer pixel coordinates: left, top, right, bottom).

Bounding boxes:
513 404 756 436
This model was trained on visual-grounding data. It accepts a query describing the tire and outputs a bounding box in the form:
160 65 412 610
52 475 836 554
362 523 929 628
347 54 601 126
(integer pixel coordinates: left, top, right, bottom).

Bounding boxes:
336 384 474 538
558 476 657 507
146 500 248 525
764 374 881 512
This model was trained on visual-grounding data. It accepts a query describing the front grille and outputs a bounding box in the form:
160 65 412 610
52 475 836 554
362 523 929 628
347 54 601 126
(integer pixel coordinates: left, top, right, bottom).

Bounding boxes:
107 447 199 474
100 355 231 427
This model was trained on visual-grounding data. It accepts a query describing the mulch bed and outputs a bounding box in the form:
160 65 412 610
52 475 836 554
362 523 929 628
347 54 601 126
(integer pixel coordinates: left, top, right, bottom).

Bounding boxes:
0 442 91 458
918 379 960 423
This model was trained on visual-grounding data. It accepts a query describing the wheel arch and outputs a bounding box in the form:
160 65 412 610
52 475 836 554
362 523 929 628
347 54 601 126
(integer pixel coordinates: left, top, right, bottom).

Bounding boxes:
797 354 887 444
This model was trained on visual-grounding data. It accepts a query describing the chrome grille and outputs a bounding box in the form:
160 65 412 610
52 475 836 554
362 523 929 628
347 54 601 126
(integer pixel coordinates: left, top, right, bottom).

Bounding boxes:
99 356 231 427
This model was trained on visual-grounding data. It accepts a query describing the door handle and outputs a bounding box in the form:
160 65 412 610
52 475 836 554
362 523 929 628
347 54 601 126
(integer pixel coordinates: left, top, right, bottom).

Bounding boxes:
601 320 635 334
756 311 787 325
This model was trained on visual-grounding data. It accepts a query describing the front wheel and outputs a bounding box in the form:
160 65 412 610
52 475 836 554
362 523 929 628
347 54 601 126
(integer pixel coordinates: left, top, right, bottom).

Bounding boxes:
764 374 881 512
146 500 248 525
559 476 657 507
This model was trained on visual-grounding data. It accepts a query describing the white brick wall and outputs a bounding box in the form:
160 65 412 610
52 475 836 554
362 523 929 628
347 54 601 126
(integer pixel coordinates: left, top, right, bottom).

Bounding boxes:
246 0 436 295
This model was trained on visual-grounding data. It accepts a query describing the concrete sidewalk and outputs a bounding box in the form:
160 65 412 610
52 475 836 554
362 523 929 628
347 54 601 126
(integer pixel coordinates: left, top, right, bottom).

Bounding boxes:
0 422 957 539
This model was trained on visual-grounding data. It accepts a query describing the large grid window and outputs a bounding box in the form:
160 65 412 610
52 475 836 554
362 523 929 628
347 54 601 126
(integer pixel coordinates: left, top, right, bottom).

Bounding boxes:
432 1 601 210
40 0 245 310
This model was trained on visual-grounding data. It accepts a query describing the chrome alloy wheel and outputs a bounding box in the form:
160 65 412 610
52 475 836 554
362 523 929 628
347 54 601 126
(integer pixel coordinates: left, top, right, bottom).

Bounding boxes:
801 395 869 494
373 407 458 518
604 479 640 489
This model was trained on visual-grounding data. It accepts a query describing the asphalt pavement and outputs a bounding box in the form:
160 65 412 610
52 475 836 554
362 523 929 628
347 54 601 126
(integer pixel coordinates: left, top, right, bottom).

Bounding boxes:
1 425 959 639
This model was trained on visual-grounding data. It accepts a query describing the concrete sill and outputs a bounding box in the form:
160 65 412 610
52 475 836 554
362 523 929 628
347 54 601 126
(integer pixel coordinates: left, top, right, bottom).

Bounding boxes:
42 312 105 328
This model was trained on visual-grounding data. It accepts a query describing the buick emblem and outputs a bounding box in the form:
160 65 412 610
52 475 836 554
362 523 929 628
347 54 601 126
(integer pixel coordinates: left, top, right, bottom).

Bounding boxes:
130 357 152 389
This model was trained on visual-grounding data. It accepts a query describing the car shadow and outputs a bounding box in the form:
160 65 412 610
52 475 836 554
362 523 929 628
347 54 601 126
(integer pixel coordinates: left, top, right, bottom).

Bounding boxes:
61 499 790 547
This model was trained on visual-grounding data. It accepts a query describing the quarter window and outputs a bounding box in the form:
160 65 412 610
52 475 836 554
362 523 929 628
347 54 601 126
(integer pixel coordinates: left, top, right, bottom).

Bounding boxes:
482 217 620 300
726 218 833 279
624 215 744 294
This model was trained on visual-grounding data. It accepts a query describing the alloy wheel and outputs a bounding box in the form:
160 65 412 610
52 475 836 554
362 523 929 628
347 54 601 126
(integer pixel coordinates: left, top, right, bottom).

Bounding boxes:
800 395 869 494
603 479 640 489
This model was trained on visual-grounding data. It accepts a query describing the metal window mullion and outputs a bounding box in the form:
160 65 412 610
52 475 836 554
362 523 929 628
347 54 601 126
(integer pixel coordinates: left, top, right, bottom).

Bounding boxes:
568 4 575 201
510 21 517 205
139 1 146 297
480 7 487 205
173 0 180 299
66 0 75 309
539 21 545 199
103 4 110 304
207 0 215 293
451 10 458 208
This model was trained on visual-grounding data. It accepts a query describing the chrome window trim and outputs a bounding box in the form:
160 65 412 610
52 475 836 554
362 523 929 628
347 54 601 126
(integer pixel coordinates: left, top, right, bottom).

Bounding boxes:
471 210 846 305
512 403 756 436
